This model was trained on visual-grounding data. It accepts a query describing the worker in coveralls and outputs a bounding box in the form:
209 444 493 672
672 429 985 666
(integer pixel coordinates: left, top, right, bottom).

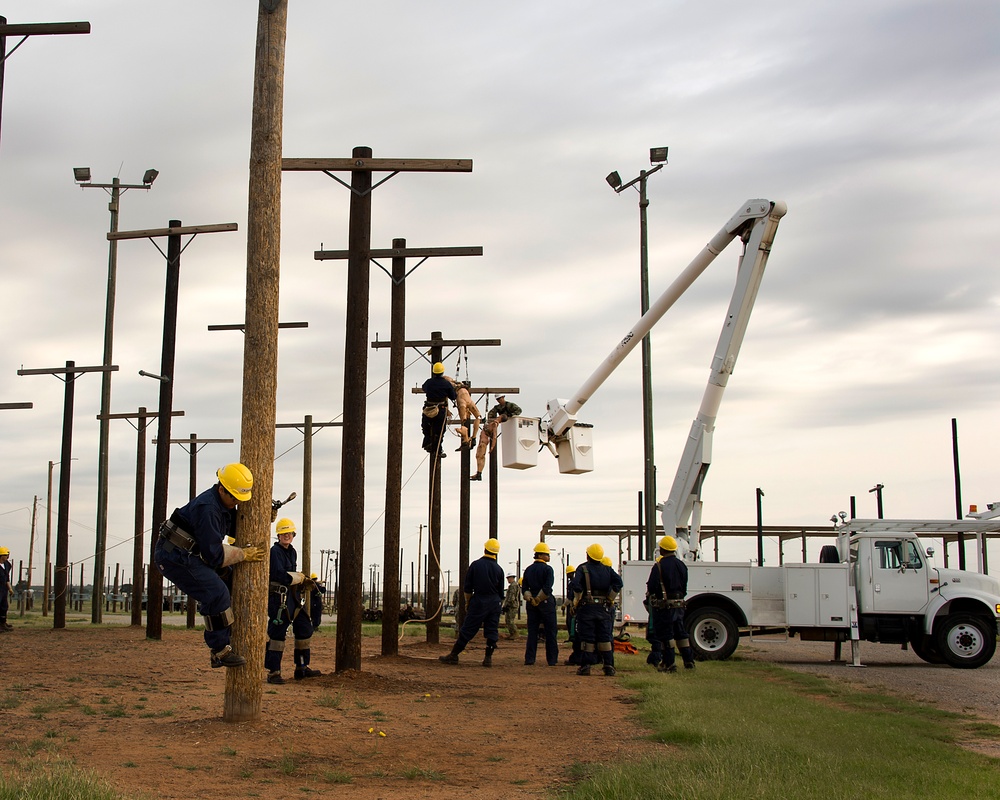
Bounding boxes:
522 542 559 666
563 564 582 665
0 547 12 631
439 538 505 667
646 535 696 672
265 519 322 684
155 463 265 669
421 362 457 459
570 543 623 676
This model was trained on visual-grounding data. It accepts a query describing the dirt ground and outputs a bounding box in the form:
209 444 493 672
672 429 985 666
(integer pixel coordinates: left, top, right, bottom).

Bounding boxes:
4 623 999 799
0 622 662 800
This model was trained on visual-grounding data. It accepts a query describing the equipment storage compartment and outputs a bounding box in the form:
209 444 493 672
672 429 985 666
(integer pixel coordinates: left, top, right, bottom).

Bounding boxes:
501 417 540 469
784 564 850 627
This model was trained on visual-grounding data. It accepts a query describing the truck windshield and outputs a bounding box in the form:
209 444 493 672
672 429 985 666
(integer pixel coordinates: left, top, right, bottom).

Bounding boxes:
875 540 923 570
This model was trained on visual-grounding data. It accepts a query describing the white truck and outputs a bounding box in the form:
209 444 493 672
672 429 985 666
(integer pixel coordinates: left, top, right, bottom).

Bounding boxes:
621 519 1000 668
510 196 1000 670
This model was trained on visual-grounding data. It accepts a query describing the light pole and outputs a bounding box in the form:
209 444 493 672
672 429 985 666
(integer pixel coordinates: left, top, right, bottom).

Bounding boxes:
74 167 157 624
606 146 668 560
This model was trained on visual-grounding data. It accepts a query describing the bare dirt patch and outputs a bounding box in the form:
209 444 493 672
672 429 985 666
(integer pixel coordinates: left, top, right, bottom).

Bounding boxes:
0 624 659 799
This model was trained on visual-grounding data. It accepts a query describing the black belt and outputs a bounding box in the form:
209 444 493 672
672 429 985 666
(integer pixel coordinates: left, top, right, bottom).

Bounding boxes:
158 520 197 554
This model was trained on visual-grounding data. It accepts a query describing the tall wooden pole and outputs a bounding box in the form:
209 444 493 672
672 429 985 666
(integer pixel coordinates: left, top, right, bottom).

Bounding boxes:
54 361 76 629
336 145 373 672
426 333 443 644
381 240 406 655
224 0 286 723
132 408 148 626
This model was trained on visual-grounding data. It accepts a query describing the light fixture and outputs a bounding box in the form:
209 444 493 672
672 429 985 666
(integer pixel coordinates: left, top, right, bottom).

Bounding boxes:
73 167 92 183
649 146 669 164
605 171 622 190
142 168 159 185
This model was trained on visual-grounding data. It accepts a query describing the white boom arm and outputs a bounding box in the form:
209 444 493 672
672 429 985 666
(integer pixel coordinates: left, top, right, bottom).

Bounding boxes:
545 199 786 556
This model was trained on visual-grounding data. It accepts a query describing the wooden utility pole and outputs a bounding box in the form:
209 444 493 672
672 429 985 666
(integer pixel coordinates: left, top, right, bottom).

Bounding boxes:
364 239 483 654
288 152 474 672
224 0 287 723
394 332 512 642
110 220 238 639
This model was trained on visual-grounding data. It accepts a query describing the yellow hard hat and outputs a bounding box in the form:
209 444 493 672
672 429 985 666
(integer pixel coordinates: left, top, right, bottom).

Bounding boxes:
310 573 318 580
659 535 678 552
600 556 613 567
432 362 445 375
217 463 253 502
533 542 550 555
276 518 296 536
0 547 8 556
585 543 604 561
566 565 576 575
484 538 501 555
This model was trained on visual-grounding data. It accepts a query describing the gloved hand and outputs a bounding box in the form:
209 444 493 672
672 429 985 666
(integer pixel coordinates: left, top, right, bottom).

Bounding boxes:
531 597 541 607
241 546 266 563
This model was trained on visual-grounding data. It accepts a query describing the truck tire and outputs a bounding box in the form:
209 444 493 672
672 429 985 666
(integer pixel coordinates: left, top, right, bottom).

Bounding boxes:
908 634 945 665
933 614 996 669
687 607 739 661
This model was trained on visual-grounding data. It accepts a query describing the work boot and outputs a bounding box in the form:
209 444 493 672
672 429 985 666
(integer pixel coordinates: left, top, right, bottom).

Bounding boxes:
657 662 677 674
603 665 617 677
439 643 461 664
210 645 246 669
470 473 482 481
684 660 696 670
576 664 591 676
295 667 322 679
482 642 496 668
267 671 285 685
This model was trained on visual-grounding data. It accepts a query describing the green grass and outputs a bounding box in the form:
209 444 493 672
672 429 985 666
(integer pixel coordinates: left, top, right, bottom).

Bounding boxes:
0 764 128 800
558 657 1000 800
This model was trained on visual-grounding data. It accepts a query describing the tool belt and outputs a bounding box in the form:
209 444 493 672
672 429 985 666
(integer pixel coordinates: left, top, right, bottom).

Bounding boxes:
158 520 197 555
582 593 607 605
650 594 686 610
422 401 445 419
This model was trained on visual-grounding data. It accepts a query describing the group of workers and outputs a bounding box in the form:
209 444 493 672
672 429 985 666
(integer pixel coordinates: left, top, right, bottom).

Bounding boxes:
420 361 521 481
154 462 324 683
438 533 696 676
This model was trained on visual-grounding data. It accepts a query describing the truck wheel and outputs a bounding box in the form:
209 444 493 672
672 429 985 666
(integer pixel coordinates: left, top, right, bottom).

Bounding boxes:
933 614 996 669
687 607 739 661
908 634 945 665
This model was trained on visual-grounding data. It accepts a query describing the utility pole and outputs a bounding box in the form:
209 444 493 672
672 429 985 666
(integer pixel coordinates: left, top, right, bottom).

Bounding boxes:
110 220 238 639
0 18 89 154
356 239 482 654
224 0 287 724
285 150 474 672
17 362 117 628
398 333 514 641
74 166 157 624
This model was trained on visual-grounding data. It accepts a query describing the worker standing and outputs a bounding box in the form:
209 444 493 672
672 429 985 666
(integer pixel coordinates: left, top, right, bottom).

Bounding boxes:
0 547 12 631
265 519 322 684
421 362 457 459
452 379 482 450
439 538 505 667
154 463 265 669
569 543 622 676
502 574 520 639
646 535 696 673
522 542 559 666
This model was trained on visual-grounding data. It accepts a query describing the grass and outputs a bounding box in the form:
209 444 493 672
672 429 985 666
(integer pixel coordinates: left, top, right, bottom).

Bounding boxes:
558 656 1000 800
0 765 128 800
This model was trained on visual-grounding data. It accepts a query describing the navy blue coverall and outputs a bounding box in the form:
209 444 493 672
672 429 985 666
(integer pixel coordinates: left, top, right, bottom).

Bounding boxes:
451 554 504 655
265 540 316 676
570 559 623 672
421 374 457 454
154 485 237 652
646 554 695 669
522 558 559 666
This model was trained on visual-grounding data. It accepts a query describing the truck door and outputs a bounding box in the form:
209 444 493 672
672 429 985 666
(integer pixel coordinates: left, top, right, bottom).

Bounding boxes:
870 539 930 613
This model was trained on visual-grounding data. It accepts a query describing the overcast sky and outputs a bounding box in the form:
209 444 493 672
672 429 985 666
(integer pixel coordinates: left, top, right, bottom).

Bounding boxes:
2 1 999 590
